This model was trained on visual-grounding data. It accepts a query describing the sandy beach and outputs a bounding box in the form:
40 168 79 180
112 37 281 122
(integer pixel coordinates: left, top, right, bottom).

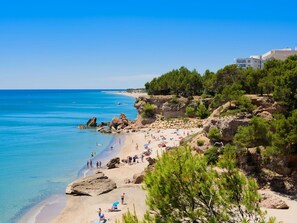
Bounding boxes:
51 127 201 223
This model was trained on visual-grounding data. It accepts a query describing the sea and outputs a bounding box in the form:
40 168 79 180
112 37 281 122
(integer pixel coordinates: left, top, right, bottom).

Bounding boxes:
0 90 137 223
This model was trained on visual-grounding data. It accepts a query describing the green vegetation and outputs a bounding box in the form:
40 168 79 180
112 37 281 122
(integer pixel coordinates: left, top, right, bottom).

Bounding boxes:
145 66 203 97
208 127 221 142
120 146 275 223
197 139 205 146
141 103 155 118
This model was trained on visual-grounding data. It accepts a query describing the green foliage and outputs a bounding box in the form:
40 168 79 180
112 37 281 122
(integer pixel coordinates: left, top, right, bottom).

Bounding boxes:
208 127 221 142
197 139 205 146
271 110 297 154
234 117 270 148
145 66 203 97
143 146 274 223
185 106 196 118
196 104 210 119
141 103 155 118
204 146 220 165
169 96 180 105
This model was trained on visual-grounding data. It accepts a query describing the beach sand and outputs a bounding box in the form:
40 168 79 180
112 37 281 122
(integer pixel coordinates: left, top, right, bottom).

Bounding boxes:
51 128 201 223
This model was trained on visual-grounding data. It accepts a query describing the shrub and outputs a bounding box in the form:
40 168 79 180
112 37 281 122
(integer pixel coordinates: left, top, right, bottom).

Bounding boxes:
196 104 210 119
142 103 155 118
204 146 220 165
169 96 180 105
197 139 205 146
185 106 196 117
207 127 221 142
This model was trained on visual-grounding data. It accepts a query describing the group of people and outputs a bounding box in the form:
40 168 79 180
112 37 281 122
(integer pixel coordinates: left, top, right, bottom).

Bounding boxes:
97 193 126 222
86 160 101 169
122 154 144 164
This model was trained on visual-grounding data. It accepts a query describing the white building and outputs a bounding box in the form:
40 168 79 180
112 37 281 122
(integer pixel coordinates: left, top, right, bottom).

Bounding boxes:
236 46 297 69
236 56 262 69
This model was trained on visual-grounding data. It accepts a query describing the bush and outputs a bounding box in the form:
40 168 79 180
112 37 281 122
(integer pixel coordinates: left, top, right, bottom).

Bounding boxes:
185 106 196 117
197 139 205 146
169 96 180 104
142 103 155 118
196 104 210 119
207 127 221 142
204 146 220 165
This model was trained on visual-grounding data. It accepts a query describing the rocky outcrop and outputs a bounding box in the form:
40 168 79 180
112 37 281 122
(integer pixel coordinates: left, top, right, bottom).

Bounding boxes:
109 114 129 130
135 95 192 119
132 171 145 184
203 115 251 141
86 117 97 127
260 191 289 209
146 157 156 166
66 171 116 196
106 157 120 169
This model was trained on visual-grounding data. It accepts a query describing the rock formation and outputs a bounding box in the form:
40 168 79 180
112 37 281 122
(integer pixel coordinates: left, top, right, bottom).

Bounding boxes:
132 171 145 184
203 115 250 142
66 171 116 196
106 157 120 169
86 117 97 127
260 191 289 209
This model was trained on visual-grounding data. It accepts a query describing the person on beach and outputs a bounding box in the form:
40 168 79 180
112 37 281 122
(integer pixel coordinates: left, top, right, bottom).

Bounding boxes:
136 143 139 150
141 154 144 162
121 193 125 204
97 208 106 223
96 161 99 169
90 159 93 168
87 160 89 168
110 146 113 151
99 160 102 168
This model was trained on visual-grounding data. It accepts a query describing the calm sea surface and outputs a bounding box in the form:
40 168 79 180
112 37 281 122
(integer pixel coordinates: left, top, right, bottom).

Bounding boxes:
0 90 137 223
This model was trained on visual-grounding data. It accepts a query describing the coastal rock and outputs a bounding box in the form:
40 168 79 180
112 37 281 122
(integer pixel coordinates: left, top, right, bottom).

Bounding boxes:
106 157 120 169
66 171 116 196
203 115 250 142
133 171 145 184
86 117 97 127
146 157 156 166
260 191 289 209
78 124 87 129
109 113 129 130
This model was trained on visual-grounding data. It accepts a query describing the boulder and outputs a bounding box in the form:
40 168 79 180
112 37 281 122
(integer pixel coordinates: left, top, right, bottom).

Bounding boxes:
106 157 120 169
66 171 116 196
109 113 130 130
203 115 250 141
78 124 87 129
132 171 145 184
260 191 289 209
86 117 97 127
146 157 156 166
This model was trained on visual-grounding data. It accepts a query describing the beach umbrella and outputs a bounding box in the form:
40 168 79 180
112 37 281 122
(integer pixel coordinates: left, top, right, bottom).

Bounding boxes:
113 201 120 206
144 143 149 147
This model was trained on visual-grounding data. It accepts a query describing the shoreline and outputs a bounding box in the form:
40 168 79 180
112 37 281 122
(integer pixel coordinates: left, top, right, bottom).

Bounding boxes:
108 90 148 98
16 134 125 223
51 127 202 223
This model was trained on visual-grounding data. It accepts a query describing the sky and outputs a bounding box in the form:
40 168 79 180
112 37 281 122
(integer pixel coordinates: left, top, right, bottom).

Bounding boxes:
0 0 297 89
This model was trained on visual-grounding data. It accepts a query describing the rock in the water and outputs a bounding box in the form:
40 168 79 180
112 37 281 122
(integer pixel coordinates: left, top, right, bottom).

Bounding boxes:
106 157 120 169
66 171 116 196
86 117 97 127
109 113 130 130
78 124 87 129
260 191 289 209
133 171 145 184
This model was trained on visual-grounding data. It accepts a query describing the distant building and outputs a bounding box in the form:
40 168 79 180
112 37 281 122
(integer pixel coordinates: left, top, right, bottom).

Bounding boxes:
236 46 297 69
236 56 262 69
262 47 297 62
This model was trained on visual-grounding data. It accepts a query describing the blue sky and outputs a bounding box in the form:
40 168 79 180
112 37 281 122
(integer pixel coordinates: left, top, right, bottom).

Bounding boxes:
1 0 297 89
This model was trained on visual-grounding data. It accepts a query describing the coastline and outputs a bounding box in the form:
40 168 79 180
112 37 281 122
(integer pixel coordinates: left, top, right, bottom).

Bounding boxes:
51 127 202 223
16 134 124 223
108 90 148 98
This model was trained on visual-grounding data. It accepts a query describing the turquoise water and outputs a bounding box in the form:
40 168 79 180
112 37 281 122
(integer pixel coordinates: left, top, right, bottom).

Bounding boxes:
0 90 137 223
